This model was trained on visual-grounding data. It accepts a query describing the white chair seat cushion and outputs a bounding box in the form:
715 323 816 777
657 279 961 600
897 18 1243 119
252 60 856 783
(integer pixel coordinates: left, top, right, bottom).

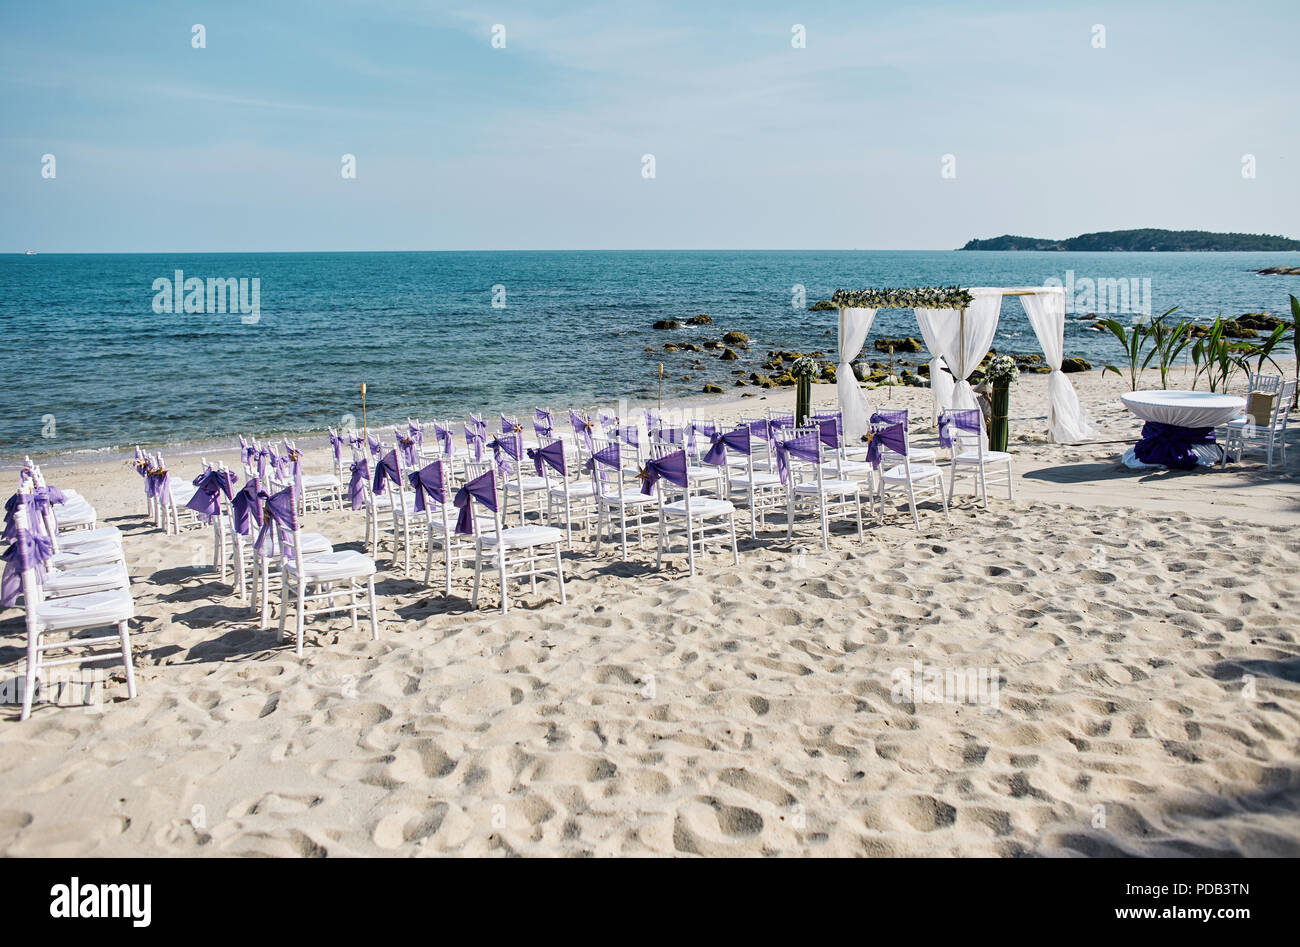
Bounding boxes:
300 474 341 489
953 451 1011 465
505 476 549 493
50 541 124 569
600 490 659 506
371 491 418 510
822 461 875 477
54 503 96 525
882 464 944 482
285 551 376 581
34 587 134 631
794 479 860 495
1224 418 1279 434
550 482 599 499
662 497 735 517
43 562 130 597
729 472 781 488
54 525 123 549
478 525 565 549
685 467 721 480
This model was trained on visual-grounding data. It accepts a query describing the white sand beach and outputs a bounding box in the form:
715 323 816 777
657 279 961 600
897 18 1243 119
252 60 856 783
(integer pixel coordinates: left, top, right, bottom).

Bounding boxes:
2 367 1298 857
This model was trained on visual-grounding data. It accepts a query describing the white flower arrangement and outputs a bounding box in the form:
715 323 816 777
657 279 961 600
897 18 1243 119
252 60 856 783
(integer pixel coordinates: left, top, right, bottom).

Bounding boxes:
790 356 818 378
985 354 1019 384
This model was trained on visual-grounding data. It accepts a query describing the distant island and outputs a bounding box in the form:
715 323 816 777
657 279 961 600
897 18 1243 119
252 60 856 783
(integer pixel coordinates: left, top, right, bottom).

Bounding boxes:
959 229 1300 252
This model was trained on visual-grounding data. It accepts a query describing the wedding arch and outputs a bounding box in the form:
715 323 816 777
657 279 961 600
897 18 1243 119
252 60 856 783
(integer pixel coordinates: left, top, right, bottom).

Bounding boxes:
830 285 1096 444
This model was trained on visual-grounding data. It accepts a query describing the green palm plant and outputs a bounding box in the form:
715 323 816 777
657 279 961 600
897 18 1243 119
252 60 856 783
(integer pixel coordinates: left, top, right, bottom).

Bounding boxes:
1145 307 1192 389
1291 295 1300 407
1100 317 1157 391
1241 323 1288 377
1190 316 1252 393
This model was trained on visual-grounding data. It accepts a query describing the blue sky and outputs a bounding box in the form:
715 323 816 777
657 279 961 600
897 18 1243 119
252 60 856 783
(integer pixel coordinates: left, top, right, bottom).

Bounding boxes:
2 0 1296 251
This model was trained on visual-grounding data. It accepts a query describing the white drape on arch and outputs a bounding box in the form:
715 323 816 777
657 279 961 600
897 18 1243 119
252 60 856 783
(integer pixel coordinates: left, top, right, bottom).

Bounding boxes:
838 307 878 439
1021 288 1096 443
919 290 1002 411
913 313 954 421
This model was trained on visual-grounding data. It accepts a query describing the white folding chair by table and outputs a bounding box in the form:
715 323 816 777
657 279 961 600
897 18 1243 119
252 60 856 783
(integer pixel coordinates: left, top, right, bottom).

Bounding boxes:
1222 379 1295 470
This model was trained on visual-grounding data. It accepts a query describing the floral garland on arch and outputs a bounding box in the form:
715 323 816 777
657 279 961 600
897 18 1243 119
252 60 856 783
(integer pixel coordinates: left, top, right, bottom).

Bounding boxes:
831 286 973 310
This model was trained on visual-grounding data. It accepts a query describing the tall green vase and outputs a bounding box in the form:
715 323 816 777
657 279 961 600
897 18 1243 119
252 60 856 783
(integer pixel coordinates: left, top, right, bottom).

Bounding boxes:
795 376 812 427
990 380 1011 452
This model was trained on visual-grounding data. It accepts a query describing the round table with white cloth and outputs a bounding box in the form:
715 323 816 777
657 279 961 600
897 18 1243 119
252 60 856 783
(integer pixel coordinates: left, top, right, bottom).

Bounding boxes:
1119 390 1245 468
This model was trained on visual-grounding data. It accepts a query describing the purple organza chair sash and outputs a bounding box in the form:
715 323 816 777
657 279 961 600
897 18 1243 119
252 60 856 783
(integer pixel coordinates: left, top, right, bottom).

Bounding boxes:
348 432 365 452
408 421 423 447
1 517 54 607
464 424 485 462
397 434 418 468
583 442 621 473
367 435 382 457
769 415 795 430
453 469 498 535
702 428 751 466
255 448 270 480
31 486 65 526
268 447 289 479
534 408 553 438
638 450 689 495
348 457 370 510
528 440 566 478
4 493 45 544
657 426 686 447
432 423 455 457
816 417 841 450
254 487 298 556
187 469 239 519
145 466 170 500
408 460 446 513
598 410 618 429
488 433 521 478
938 410 983 449
328 429 345 463
864 423 909 468
870 409 908 426
618 425 640 448
569 410 594 451
775 432 822 484
372 449 401 494
231 478 264 536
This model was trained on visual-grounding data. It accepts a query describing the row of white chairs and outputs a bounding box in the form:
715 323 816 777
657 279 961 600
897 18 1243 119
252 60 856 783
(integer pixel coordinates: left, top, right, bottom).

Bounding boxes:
5 463 135 720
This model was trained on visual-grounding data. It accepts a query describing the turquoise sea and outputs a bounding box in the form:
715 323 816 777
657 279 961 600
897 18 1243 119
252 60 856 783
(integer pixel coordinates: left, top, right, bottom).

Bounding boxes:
2 250 1297 458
